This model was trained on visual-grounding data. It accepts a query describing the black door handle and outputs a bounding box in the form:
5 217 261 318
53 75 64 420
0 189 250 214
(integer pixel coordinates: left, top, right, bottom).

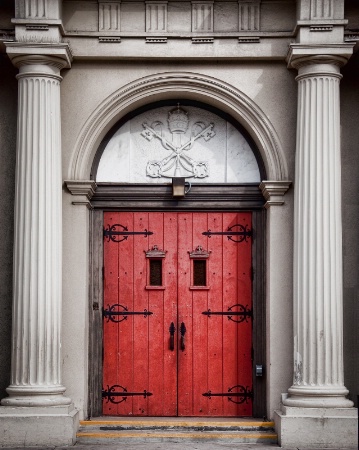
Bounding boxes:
169 322 176 351
180 322 186 351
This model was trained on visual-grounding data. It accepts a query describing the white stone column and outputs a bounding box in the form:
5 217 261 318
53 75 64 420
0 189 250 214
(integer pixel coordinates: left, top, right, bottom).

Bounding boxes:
2 44 72 407
284 54 353 409
274 44 358 449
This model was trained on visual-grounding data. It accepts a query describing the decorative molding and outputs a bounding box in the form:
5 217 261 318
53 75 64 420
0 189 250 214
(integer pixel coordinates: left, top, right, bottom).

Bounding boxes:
69 72 288 182
286 43 354 70
5 42 73 70
98 1 121 32
65 180 97 208
310 0 333 20
146 1 168 33
259 180 291 208
146 37 167 43
192 1 214 33
99 36 121 43
24 0 47 19
310 25 333 32
238 36 260 43
188 245 211 259
26 23 49 30
192 37 214 44
145 245 167 258
238 0 260 32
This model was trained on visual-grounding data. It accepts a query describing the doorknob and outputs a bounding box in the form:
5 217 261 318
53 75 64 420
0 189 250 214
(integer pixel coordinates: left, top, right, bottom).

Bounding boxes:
169 322 176 351
180 322 186 351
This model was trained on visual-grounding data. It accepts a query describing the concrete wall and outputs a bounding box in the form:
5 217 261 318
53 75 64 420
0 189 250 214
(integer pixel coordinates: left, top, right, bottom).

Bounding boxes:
341 49 359 408
0 54 17 401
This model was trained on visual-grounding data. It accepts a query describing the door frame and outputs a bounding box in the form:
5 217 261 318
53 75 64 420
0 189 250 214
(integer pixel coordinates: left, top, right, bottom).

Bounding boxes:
88 183 266 418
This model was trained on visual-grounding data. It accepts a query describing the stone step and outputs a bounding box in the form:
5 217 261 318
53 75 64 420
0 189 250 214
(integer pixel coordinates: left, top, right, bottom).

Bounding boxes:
77 419 278 445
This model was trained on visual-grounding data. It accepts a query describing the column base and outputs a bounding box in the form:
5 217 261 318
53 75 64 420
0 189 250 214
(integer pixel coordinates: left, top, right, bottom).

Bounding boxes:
0 404 79 447
1 385 72 407
274 401 358 449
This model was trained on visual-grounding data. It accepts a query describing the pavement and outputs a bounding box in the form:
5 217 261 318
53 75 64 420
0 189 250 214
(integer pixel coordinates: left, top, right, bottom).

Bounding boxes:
0 443 356 450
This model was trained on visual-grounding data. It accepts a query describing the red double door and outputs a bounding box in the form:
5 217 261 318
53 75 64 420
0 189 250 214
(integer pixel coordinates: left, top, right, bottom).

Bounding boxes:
103 212 253 417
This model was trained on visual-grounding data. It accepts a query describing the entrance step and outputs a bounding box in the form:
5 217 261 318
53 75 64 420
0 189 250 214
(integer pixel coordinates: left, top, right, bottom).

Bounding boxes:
77 418 278 445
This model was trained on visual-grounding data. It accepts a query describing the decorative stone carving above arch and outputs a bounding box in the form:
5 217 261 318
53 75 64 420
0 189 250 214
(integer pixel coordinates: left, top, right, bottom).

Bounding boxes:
68 72 289 182
95 104 261 184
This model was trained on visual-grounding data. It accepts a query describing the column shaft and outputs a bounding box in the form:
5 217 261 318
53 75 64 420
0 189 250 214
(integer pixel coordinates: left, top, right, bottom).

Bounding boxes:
285 61 352 407
2 60 70 406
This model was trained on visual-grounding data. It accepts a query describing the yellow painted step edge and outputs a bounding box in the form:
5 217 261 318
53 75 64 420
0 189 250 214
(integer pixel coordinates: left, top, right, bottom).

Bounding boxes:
80 420 275 428
77 431 278 440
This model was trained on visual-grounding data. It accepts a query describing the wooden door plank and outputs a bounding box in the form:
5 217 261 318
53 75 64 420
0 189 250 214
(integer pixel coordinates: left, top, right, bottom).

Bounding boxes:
147 212 165 416
115 212 135 415
190 213 210 416
177 212 193 416
162 212 178 416
206 212 224 416
103 212 120 415
235 212 253 416
222 212 243 416
132 212 150 415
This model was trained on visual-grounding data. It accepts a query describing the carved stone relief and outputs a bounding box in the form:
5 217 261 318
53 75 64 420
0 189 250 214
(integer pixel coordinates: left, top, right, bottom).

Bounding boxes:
96 105 260 184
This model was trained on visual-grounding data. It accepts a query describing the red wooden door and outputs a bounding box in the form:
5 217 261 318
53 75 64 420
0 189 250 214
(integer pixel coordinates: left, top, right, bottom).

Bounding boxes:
102 212 252 417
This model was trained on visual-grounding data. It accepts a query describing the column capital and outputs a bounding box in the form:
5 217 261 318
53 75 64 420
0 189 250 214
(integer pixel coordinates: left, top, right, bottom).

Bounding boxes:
259 180 292 209
5 42 72 72
286 43 354 71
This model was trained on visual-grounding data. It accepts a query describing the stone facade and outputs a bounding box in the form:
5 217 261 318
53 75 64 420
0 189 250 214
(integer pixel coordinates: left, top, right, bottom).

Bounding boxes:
0 0 358 447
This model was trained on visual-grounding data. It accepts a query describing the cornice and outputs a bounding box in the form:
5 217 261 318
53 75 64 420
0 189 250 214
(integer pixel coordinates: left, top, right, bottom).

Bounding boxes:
286 43 354 70
5 42 73 69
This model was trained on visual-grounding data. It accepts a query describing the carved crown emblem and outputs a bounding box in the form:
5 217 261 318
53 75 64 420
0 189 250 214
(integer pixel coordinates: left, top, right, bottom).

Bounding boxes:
168 105 189 134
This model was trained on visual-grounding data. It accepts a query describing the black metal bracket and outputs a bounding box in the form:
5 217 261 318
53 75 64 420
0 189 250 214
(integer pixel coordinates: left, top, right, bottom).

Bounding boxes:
202 304 252 323
103 304 153 323
102 385 153 404
202 385 253 404
104 223 153 243
202 224 252 243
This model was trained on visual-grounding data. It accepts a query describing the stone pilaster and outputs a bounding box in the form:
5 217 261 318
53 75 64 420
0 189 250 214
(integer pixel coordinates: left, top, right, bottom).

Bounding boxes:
2 43 72 407
274 44 357 449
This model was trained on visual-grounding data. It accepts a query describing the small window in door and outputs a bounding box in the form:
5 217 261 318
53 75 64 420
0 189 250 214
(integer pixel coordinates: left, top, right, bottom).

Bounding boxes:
189 245 211 290
145 245 167 290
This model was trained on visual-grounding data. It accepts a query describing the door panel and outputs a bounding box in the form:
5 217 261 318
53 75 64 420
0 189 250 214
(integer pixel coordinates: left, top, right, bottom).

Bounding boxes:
103 212 252 417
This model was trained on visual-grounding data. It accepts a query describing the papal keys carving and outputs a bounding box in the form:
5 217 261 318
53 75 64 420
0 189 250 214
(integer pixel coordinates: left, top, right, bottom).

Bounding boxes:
141 105 215 179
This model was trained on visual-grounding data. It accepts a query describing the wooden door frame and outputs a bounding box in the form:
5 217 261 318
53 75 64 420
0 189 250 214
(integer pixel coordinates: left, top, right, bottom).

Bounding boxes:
88 183 266 418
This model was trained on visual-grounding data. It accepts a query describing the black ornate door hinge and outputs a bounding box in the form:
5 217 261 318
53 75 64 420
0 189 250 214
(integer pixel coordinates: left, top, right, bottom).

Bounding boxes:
104 223 153 243
202 224 252 243
202 385 253 404
202 304 252 323
102 384 153 404
103 304 153 323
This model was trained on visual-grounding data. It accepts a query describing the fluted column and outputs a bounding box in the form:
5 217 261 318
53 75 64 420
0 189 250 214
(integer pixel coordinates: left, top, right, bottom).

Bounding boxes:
2 46 72 407
284 53 353 408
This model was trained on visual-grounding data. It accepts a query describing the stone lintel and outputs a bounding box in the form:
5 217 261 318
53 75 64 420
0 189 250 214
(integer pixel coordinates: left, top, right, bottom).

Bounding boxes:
286 43 354 69
5 42 73 69
259 180 291 209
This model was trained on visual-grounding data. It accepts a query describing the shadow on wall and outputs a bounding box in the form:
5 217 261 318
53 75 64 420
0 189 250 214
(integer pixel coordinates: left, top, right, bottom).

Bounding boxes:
0 54 17 401
341 50 359 409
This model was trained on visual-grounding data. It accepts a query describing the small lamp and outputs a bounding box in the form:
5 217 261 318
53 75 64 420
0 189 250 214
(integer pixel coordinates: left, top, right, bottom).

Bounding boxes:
172 177 186 197
172 177 191 198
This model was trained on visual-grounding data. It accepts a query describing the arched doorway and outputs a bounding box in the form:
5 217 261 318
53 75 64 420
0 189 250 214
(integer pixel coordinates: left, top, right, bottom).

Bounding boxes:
88 100 267 418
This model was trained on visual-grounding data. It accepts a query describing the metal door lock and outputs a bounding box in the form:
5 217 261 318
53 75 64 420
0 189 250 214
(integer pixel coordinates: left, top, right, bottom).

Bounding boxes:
255 364 263 376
